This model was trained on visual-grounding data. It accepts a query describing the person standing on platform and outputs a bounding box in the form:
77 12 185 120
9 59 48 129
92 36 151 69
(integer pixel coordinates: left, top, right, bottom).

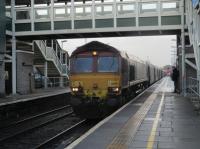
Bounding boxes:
171 66 179 93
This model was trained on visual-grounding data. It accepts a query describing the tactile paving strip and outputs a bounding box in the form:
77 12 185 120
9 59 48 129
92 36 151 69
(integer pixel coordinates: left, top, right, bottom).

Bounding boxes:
107 93 158 149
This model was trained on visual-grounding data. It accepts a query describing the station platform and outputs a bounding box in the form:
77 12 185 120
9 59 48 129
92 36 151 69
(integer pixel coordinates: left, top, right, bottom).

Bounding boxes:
67 77 200 149
0 87 70 107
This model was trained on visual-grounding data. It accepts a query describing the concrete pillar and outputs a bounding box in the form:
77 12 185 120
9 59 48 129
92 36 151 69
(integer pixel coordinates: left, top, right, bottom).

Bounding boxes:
0 0 6 97
181 0 186 96
44 61 48 88
12 37 16 95
11 0 17 95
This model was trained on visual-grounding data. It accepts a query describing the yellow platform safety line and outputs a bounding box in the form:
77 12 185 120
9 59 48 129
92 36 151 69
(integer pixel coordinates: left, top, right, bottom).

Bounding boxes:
107 79 167 149
146 92 165 149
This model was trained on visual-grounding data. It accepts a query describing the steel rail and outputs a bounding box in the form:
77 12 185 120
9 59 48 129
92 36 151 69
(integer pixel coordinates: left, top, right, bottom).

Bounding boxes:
35 119 86 149
0 110 73 142
0 105 71 129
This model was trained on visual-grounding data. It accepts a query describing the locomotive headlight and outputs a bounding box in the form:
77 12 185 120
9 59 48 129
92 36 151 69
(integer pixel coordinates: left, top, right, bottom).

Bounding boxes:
112 87 119 92
108 87 120 93
72 87 79 92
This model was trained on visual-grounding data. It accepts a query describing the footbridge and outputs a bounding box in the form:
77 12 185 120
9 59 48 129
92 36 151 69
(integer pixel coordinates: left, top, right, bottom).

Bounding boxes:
7 0 183 39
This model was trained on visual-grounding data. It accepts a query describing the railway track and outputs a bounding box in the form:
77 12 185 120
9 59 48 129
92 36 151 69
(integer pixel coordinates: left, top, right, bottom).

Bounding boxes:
0 105 81 149
0 105 71 129
0 103 97 149
35 119 89 149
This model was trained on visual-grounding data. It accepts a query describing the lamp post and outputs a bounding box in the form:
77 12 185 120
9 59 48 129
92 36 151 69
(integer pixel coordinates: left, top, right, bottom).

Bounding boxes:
60 40 67 64
60 40 67 87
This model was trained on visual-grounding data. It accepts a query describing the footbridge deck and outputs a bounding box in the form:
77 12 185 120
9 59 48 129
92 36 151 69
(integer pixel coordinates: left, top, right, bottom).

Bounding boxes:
7 0 183 39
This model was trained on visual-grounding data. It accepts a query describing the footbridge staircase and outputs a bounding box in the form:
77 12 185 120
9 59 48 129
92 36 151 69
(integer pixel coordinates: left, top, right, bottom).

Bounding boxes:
34 40 69 78
185 0 200 97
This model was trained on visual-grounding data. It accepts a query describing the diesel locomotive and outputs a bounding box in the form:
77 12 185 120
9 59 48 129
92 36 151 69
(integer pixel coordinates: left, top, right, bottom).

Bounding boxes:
69 41 162 119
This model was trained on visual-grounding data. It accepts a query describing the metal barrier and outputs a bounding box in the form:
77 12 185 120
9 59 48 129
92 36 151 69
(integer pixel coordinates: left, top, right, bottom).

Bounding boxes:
34 76 69 89
187 77 200 97
187 77 200 110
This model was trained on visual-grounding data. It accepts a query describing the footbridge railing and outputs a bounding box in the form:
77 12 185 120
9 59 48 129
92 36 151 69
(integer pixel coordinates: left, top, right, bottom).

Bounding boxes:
14 0 182 36
34 40 68 77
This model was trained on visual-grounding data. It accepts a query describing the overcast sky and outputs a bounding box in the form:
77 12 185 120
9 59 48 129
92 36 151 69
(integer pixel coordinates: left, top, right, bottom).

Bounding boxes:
59 35 177 67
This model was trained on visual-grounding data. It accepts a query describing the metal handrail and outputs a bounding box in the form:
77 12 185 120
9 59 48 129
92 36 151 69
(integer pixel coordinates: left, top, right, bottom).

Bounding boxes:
34 76 69 89
15 0 181 22
187 77 200 97
34 40 68 76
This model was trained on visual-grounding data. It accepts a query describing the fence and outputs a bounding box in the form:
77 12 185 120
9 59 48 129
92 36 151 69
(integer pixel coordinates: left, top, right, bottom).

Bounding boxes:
187 77 200 110
34 76 69 89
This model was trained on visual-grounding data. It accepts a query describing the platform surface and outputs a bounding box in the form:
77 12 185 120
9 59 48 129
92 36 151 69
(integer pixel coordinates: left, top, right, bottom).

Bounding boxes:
0 87 70 107
67 77 200 149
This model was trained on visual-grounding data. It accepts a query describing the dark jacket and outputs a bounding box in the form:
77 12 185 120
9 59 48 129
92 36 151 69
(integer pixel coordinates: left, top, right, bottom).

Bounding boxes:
172 68 179 81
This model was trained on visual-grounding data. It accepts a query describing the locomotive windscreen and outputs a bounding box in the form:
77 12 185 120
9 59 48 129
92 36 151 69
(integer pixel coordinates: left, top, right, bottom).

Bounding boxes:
72 57 93 73
71 56 119 73
98 57 118 72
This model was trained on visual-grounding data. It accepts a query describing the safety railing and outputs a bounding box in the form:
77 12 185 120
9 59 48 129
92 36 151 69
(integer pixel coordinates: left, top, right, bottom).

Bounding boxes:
14 0 182 32
15 1 181 20
187 77 200 110
34 76 69 89
47 77 69 87
34 40 68 76
62 64 69 75
187 77 200 97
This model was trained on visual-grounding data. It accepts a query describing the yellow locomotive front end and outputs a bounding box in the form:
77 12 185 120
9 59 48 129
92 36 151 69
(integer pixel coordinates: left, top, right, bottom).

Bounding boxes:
70 44 122 118
70 73 121 100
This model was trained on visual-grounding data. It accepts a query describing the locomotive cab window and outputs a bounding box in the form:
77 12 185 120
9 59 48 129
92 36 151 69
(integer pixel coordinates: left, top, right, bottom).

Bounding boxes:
98 57 119 72
72 57 93 73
